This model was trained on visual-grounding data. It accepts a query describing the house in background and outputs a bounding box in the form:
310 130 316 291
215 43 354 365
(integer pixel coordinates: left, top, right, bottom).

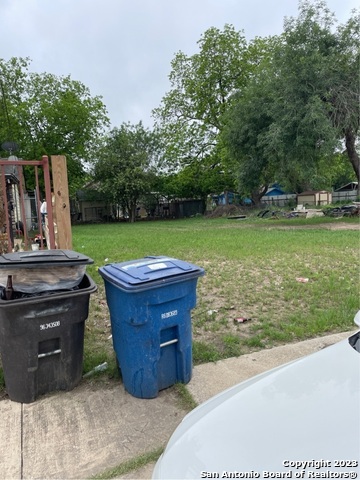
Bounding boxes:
75 184 205 222
206 191 243 211
169 199 204 218
264 184 285 196
332 182 358 203
206 186 298 209
261 184 296 207
75 185 113 222
207 191 241 208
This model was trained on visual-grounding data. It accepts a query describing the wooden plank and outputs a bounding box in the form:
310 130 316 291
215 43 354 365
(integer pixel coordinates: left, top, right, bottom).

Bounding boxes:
51 155 72 249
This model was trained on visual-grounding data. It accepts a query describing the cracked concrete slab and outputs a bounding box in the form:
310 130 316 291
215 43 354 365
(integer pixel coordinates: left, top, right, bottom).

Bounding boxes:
0 330 356 480
0 400 22 479
1 383 184 480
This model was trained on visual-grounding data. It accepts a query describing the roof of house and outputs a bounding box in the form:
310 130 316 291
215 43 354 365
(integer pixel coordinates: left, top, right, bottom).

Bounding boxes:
334 182 358 192
264 187 285 196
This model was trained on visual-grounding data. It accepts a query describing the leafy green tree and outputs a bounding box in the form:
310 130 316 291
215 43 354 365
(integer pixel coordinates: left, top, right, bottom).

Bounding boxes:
221 34 285 204
152 25 254 168
0 57 109 195
223 1 359 199
222 63 278 204
171 159 235 200
93 122 161 222
267 1 359 184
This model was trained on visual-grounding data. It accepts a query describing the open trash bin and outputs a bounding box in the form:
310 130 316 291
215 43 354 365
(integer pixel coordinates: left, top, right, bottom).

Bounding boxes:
99 256 204 399
0 250 96 403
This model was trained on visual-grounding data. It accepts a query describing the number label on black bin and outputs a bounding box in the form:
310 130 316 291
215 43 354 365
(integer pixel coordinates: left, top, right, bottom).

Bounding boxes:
40 321 60 330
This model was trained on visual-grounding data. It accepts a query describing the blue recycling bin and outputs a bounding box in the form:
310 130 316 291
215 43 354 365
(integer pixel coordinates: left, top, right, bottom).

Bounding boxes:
99 256 204 399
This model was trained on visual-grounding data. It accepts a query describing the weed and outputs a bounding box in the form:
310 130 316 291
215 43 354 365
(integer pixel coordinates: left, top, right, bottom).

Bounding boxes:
193 341 222 364
173 383 198 411
91 446 164 479
242 335 266 349
222 334 242 357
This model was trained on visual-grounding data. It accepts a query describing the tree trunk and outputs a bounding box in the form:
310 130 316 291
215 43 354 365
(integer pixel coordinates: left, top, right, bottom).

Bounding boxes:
344 128 360 184
251 185 268 207
129 202 137 223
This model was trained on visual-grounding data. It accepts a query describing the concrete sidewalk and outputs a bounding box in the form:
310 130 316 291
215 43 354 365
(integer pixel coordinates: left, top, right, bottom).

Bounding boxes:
0 331 354 480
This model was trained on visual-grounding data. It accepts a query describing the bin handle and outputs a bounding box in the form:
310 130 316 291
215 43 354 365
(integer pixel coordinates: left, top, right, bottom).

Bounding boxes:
24 306 70 318
38 349 61 359
160 339 178 348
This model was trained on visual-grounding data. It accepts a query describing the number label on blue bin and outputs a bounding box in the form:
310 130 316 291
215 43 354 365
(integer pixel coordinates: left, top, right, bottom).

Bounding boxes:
161 310 178 320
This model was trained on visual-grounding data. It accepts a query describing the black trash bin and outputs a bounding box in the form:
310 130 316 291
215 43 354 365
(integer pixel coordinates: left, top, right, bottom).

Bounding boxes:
0 250 96 403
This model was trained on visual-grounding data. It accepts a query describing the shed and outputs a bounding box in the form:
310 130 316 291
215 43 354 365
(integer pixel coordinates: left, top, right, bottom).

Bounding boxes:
297 190 332 206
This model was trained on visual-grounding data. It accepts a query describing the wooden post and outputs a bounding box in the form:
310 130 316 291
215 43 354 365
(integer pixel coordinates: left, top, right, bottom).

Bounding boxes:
51 155 72 249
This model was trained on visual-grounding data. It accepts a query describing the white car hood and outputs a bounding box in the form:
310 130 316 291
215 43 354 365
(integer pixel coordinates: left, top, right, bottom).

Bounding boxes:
153 333 360 479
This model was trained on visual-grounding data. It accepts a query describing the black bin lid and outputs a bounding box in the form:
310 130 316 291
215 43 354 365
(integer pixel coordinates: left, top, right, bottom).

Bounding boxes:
0 250 93 268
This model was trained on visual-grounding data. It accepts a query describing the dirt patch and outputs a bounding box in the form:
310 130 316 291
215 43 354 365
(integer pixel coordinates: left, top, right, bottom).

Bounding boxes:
318 221 360 230
205 205 250 218
270 221 360 231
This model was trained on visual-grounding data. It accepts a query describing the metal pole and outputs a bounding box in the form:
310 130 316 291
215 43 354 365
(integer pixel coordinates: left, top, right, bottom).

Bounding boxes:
16 164 29 249
0 165 12 252
34 166 45 249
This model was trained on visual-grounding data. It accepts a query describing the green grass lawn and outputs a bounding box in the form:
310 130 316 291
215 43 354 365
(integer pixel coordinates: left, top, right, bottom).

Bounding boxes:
72 215 359 370
0 215 359 393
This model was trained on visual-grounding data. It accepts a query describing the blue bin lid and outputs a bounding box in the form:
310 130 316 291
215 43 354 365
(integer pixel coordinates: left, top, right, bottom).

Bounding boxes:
99 256 204 291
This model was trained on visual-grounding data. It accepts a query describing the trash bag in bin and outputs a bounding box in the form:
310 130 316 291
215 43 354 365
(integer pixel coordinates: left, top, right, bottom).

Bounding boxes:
0 249 93 295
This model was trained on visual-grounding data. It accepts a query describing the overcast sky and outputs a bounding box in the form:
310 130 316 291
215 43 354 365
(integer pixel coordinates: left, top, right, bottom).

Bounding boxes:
1 0 358 129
